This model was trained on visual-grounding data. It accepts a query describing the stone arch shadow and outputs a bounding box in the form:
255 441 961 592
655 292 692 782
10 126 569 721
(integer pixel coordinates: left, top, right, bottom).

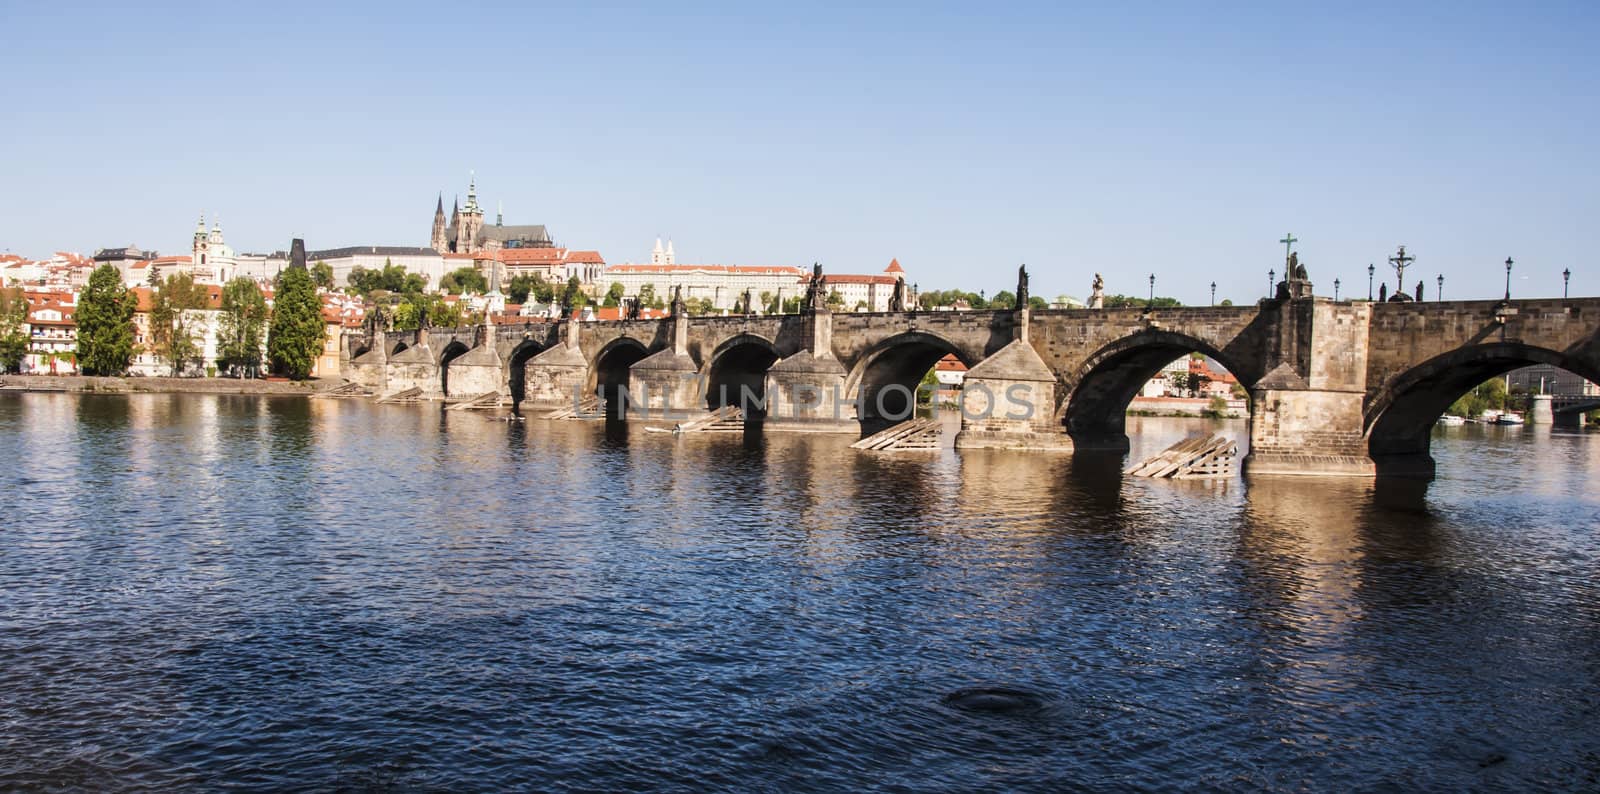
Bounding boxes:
505 338 547 409
1365 341 1600 477
702 333 781 416
437 340 471 398
590 337 652 419
1060 330 1254 451
844 330 977 435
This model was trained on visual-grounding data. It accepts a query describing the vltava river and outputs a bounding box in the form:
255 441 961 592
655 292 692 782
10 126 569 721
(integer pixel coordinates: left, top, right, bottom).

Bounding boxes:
2 394 1597 791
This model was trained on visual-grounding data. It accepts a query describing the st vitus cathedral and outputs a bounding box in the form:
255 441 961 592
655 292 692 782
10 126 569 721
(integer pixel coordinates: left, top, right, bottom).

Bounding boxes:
430 174 554 254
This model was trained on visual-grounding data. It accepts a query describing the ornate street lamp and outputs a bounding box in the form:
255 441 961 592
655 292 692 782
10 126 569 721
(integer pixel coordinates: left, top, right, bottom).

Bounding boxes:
1210 281 1217 306
1437 274 1444 302
1504 257 1514 301
1334 278 1341 301
1148 274 1156 309
1367 263 1375 300
1563 268 1571 299
1268 268 1275 299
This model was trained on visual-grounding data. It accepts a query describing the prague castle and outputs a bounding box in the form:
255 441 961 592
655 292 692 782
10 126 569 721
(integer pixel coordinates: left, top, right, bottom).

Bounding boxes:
430 175 553 254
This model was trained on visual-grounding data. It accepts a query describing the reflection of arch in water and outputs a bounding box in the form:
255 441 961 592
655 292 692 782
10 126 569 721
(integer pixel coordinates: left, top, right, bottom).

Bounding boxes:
705 334 780 415
438 340 471 398
844 331 974 435
1366 342 1600 477
591 337 651 418
505 339 547 407
1062 331 1251 450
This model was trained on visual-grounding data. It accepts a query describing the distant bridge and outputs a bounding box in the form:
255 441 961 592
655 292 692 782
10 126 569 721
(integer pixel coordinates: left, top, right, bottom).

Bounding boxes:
343 284 1600 478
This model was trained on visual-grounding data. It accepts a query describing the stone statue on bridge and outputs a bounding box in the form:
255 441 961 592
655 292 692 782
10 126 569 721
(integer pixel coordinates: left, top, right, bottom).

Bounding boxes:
1090 273 1105 309
1016 265 1030 310
1416 280 1425 302
889 278 906 312
805 263 828 312
1291 252 1308 282
625 297 642 320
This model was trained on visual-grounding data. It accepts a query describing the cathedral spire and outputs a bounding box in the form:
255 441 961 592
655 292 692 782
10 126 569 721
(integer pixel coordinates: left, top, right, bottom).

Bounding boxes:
436 193 444 215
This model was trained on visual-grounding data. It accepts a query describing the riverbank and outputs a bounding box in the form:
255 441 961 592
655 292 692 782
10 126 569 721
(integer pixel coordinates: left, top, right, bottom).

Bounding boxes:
0 375 343 395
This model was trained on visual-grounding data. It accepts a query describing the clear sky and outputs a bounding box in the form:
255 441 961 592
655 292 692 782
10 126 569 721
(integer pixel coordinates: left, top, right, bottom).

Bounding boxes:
2 1 1595 303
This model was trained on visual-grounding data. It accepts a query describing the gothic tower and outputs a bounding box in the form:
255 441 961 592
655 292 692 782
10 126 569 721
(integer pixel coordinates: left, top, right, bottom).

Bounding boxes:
430 194 448 253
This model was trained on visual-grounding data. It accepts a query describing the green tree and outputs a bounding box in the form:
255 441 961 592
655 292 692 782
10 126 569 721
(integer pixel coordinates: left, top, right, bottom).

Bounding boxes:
76 264 136 375
507 273 553 304
217 277 268 377
826 289 845 311
1203 395 1230 418
559 276 586 315
440 266 488 295
392 300 421 331
1028 295 1048 311
150 272 211 376
267 265 326 379
638 283 664 309
602 281 625 308
311 261 335 291
992 290 1016 309
0 287 28 373
348 259 425 296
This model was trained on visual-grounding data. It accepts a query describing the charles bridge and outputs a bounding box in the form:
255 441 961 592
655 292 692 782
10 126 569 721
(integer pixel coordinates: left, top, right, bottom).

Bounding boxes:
342 273 1600 478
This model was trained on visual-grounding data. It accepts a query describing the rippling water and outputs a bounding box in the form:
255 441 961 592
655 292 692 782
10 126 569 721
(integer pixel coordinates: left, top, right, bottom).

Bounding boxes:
2 394 1598 791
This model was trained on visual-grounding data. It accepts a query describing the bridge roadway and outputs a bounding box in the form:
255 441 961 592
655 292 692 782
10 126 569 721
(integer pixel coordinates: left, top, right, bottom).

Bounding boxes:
344 289 1600 478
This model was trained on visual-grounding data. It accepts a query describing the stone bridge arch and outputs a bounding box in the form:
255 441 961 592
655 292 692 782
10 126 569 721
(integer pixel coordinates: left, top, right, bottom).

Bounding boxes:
1365 341 1600 476
1059 329 1256 449
702 333 782 414
590 336 652 417
843 330 981 433
437 339 472 398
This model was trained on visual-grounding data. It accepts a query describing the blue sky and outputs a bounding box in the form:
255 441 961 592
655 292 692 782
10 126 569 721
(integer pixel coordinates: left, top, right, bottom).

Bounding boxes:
1 1 1595 303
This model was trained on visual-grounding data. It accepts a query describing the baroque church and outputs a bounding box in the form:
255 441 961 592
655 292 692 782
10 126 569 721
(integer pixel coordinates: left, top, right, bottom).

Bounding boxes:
429 175 554 254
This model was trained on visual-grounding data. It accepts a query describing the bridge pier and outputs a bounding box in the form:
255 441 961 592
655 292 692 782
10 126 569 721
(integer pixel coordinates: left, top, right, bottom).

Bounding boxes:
1528 393 1554 424
385 335 437 399
764 306 857 432
955 316 1072 450
1241 297 1376 477
522 321 591 416
627 293 706 421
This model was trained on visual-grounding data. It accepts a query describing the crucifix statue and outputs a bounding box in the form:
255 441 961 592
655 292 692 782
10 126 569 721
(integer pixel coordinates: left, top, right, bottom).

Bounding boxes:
1389 245 1415 296
1279 233 1298 260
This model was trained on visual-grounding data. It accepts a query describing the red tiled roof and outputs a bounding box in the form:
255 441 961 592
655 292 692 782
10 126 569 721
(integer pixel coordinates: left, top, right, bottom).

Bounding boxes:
885 258 904 274
606 264 804 275
813 274 898 285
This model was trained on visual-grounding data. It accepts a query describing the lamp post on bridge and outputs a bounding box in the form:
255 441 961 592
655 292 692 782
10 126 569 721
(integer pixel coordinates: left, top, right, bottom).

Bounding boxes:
1210 281 1216 306
1148 274 1155 309
1268 268 1275 299
1504 257 1514 301
1367 263 1375 300
1437 274 1444 302
1334 278 1341 301
1564 268 1571 299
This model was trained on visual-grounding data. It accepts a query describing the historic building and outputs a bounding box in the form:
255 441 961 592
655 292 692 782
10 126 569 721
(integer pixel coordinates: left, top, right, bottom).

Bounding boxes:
430 175 553 254
189 215 237 284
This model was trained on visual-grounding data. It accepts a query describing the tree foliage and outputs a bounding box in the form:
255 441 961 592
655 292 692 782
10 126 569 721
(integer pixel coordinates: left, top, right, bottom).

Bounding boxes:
559 276 586 315
602 282 625 308
507 273 555 305
150 272 211 376
76 264 136 375
268 266 325 379
0 287 28 373
218 277 268 377
311 261 335 291
440 266 488 295
637 283 665 310
1447 378 1508 418
347 259 426 296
